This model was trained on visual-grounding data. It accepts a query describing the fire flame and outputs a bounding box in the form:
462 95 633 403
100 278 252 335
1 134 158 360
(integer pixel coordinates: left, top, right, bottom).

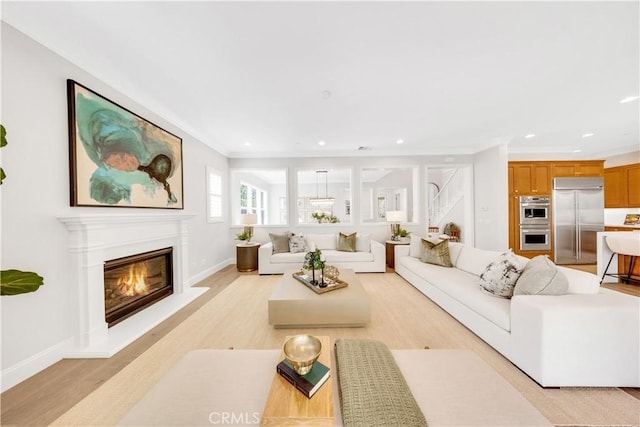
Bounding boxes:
116 263 149 296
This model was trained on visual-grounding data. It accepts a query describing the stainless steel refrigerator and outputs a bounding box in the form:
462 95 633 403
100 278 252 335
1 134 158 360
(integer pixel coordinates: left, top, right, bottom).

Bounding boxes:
553 177 604 264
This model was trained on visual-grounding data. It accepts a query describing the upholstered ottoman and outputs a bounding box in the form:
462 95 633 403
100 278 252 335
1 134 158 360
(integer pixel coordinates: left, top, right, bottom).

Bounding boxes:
268 269 371 328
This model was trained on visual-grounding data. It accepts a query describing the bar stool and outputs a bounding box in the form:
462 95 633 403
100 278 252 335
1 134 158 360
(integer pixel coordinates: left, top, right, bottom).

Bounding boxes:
600 233 640 284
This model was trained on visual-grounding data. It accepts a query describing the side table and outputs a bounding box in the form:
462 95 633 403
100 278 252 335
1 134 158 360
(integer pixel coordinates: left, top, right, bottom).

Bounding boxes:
261 335 333 426
236 242 260 272
385 240 410 269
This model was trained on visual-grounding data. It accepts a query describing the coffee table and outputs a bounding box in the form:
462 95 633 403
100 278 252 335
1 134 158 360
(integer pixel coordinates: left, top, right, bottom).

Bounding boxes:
268 269 370 328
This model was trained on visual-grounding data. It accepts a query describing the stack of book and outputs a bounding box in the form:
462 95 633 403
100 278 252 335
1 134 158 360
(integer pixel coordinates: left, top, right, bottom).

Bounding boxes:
276 359 330 398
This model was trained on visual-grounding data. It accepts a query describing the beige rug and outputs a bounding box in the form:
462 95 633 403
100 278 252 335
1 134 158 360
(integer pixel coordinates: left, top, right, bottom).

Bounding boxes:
52 273 640 426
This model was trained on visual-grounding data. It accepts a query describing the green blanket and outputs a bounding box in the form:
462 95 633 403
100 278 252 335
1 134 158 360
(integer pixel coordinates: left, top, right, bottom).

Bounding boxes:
334 339 428 427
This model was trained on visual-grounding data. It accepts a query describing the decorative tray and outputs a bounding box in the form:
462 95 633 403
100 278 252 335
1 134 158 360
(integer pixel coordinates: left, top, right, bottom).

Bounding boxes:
292 271 349 294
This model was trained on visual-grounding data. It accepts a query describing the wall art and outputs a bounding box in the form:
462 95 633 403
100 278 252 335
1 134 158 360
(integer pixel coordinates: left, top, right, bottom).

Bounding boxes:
67 80 183 209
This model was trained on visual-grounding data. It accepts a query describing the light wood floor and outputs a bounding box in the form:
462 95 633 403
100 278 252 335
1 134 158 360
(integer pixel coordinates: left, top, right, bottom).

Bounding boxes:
1 265 638 426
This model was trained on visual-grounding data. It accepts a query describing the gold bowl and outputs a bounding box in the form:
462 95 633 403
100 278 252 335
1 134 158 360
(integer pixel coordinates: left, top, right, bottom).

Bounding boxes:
283 334 322 375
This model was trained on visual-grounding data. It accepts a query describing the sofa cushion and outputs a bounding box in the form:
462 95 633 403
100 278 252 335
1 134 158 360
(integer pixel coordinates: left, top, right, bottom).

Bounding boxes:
556 266 600 295
269 233 290 254
514 255 568 296
288 232 307 254
269 251 306 264
456 246 502 276
479 251 524 299
356 234 371 253
448 242 464 266
420 239 453 267
337 232 357 252
323 250 375 263
307 234 336 250
399 256 511 331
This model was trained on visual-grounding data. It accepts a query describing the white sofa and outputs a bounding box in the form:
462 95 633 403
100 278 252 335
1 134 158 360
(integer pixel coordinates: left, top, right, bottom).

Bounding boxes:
259 233 385 274
395 238 640 387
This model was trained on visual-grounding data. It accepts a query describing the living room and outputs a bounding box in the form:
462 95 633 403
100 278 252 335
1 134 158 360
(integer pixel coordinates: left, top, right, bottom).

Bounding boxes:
2 2 639 426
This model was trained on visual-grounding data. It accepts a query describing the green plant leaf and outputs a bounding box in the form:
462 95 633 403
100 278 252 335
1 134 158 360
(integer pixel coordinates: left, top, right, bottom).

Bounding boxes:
0 125 6 148
1 270 44 296
0 167 5 185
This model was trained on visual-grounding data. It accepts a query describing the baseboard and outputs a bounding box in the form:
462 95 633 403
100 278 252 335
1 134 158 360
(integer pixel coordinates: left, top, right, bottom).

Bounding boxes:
185 258 235 287
1 336 74 393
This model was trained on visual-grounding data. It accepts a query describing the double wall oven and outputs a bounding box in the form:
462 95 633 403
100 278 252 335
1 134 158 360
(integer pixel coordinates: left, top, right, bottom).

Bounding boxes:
519 196 551 252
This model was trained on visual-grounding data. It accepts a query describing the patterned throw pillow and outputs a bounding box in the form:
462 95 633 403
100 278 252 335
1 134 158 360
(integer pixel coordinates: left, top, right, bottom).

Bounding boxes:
337 232 357 252
513 255 568 296
479 251 524 298
420 239 453 267
288 232 307 254
269 233 290 254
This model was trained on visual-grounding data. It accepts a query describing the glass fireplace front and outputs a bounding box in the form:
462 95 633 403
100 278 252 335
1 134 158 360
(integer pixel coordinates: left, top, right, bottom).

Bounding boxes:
104 247 173 327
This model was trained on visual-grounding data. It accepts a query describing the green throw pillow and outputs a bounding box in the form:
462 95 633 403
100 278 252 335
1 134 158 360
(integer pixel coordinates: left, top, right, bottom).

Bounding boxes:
337 232 357 252
269 233 290 254
420 238 453 267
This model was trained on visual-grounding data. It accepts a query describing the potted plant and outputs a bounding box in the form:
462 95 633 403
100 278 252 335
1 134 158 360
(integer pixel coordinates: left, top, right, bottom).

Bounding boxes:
303 249 325 286
398 228 410 238
0 124 44 296
236 230 251 244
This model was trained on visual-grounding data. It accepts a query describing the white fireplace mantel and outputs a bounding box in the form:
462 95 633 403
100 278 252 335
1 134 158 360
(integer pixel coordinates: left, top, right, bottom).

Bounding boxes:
58 213 206 357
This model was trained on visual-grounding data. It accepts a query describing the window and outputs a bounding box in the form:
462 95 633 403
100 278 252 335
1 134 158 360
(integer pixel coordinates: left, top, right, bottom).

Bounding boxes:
207 166 223 223
360 166 418 223
230 169 288 225
297 168 352 225
240 182 267 224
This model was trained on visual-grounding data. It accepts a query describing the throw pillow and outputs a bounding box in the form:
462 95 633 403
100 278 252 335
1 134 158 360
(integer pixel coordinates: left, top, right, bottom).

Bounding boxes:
479 251 524 298
269 233 290 254
513 255 568 296
420 238 453 267
288 232 307 254
337 232 357 252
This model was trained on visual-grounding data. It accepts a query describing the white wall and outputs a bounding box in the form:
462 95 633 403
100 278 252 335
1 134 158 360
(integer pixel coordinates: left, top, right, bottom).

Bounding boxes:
1 23 230 390
604 151 640 168
473 144 509 251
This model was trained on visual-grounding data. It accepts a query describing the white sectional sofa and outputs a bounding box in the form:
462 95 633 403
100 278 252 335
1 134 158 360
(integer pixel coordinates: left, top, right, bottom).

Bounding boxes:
395 238 640 387
259 233 385 274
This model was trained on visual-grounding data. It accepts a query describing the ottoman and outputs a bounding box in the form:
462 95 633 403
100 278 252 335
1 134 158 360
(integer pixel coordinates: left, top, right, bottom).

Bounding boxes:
268 269 371 328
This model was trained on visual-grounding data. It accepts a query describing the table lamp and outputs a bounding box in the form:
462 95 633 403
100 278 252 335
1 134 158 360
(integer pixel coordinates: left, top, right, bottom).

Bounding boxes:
386 211 405 241
241 213 257 244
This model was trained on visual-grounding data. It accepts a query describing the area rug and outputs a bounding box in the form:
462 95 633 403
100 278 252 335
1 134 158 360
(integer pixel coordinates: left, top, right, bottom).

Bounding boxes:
52 273 640 426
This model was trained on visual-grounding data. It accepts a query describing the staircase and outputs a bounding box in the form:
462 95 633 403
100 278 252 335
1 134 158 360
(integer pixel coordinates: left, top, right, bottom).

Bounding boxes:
428 168 465 227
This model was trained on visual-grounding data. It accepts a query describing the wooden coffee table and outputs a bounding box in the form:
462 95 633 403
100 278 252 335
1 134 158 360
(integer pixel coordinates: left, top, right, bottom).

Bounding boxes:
261 335 334 426
268 269 370 328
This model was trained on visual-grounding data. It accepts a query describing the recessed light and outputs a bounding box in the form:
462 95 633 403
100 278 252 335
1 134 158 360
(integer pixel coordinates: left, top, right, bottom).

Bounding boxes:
243 141 252 147
572 149 583 153
318 141 326 146
396 139 404 144
619 96 639 104
524 134 535 139
581 133 594 138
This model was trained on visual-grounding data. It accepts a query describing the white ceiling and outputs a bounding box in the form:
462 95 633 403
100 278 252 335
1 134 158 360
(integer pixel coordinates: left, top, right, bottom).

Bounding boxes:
2 1 639 159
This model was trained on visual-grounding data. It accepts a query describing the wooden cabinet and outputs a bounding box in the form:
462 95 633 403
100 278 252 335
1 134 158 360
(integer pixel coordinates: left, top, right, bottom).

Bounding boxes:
604 163 640 208
508 160 605 259
552 160 604 178
627 166 640 206
510 162 551 195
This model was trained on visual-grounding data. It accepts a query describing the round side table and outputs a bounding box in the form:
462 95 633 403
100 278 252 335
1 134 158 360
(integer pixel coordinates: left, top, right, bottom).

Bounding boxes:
236 243 260 272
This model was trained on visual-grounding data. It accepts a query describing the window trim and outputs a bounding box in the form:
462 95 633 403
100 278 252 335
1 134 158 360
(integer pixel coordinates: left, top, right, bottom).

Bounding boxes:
206 166 224 223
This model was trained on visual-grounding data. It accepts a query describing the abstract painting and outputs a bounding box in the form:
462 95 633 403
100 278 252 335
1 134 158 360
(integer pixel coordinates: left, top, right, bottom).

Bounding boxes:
67 80 183 209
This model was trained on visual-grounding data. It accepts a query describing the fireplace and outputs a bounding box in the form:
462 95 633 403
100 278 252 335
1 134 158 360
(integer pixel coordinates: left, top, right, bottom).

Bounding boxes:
104 247 173 327
58 213 207 358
